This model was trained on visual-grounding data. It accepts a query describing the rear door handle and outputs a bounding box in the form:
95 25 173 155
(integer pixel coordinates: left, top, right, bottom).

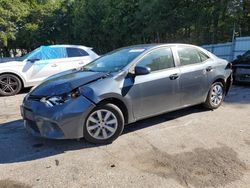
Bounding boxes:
206 66 213 72
169 73 179 80
51 64 57 67
79 61 85 65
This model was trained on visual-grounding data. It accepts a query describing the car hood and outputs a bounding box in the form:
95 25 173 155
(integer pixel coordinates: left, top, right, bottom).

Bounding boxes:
30 70 110 97
0 60 23 67
0 57 17 63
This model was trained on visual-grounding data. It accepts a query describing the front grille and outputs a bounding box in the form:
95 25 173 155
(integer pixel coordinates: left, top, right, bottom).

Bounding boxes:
235 74 250 82
239 77 250 81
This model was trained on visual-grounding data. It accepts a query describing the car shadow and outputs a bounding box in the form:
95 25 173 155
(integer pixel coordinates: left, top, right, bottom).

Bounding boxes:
0 105 207 164
19 87 32 94
0 120 96 164
123 105 208 134
1 85 249 164
0 87 31 98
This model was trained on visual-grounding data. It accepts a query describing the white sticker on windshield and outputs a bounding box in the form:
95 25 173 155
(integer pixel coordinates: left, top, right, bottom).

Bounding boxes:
129 49 145 53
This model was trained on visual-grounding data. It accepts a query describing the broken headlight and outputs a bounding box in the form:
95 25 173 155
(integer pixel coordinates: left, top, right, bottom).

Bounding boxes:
40 90 79 107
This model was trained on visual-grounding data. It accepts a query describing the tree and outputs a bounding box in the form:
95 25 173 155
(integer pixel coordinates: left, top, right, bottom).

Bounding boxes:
0 0 29 56
0 0 250 57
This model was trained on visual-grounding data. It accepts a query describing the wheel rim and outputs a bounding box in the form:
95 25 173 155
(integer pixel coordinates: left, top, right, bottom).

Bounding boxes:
210 84 223 106
0 76 19 95
86 109 118 140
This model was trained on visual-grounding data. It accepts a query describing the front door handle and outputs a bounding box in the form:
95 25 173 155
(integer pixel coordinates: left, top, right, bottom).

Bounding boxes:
51 64 57 67
169 73 179 80
79 62 85 65
206 66 213 72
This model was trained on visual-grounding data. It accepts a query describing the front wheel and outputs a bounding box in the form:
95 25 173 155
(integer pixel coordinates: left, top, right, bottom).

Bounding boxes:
0 74 22 96
204 82 225 110
83 103 124 144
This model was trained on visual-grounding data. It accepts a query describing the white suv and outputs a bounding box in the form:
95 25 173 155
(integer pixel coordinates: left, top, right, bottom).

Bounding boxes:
0 45 99 96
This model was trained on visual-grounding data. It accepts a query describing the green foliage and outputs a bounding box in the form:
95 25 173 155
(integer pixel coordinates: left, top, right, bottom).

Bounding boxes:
0 0 29 47
0 0 250 56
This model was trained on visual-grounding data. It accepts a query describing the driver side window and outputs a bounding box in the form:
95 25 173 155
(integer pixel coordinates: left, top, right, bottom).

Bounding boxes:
137 48 175 72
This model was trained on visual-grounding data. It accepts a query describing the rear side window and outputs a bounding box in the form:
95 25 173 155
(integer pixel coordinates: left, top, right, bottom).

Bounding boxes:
67 48 89 57
137 48 175 72
45 47 67 59
177 47 208 66
198 51 210 62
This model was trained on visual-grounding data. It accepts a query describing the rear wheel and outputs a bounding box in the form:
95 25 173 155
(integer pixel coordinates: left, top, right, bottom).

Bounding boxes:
204 82 225 110
0 74 22 96
83 103 124 144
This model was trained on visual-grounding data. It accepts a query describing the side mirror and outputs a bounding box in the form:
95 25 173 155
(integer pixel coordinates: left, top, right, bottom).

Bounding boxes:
134 66 151 76
237 55 242 59
27 58 40 63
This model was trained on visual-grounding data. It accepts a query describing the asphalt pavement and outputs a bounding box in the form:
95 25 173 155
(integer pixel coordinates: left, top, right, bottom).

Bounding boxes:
0 86 250 188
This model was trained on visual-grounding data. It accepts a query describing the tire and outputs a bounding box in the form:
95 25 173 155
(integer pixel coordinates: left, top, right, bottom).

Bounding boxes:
204 82 225 110
83 103 124 144
0 74 22 96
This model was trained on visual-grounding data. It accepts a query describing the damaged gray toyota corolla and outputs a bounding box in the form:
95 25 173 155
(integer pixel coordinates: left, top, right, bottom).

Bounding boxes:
21 44 233 144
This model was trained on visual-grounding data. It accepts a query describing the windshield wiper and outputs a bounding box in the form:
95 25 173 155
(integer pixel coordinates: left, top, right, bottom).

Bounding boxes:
80 67 95 72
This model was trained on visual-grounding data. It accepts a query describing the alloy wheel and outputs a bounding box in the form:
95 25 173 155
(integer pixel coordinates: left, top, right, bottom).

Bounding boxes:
0 75 19 95
86 109 118 140
210 84 223 106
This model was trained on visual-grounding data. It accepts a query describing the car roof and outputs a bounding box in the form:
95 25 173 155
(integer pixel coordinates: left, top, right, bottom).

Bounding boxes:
40 44 92 49
124 44 160 49
123 43 204 50
41 43 203 51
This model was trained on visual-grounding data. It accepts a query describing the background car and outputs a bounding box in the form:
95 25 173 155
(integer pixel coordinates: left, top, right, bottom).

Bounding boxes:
232 50 250 83
0 45 99 96
21 44 233 144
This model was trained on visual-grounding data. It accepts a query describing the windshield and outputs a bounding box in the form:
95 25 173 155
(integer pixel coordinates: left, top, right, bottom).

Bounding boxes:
242 50 250 59
82 47 146 72
16 48 40 61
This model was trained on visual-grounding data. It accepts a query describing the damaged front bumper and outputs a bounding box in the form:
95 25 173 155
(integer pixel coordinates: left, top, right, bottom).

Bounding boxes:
21 95 95 139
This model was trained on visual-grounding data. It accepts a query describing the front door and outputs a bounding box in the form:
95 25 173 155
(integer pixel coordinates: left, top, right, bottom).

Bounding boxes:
23 47 66 84
128 47 181 119
27 59 61 84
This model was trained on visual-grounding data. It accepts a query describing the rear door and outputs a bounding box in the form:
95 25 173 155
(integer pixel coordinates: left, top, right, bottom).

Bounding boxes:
175 46 210 106
129 47 181 119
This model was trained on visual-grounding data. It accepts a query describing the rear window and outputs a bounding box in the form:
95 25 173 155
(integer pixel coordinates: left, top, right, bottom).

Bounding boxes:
67 48 89 57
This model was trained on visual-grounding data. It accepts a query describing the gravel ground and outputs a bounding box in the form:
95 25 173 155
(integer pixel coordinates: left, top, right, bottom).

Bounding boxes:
0 86 250 188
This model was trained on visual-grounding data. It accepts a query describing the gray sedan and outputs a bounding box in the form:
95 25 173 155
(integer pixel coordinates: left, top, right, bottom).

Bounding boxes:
21 44 233 144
